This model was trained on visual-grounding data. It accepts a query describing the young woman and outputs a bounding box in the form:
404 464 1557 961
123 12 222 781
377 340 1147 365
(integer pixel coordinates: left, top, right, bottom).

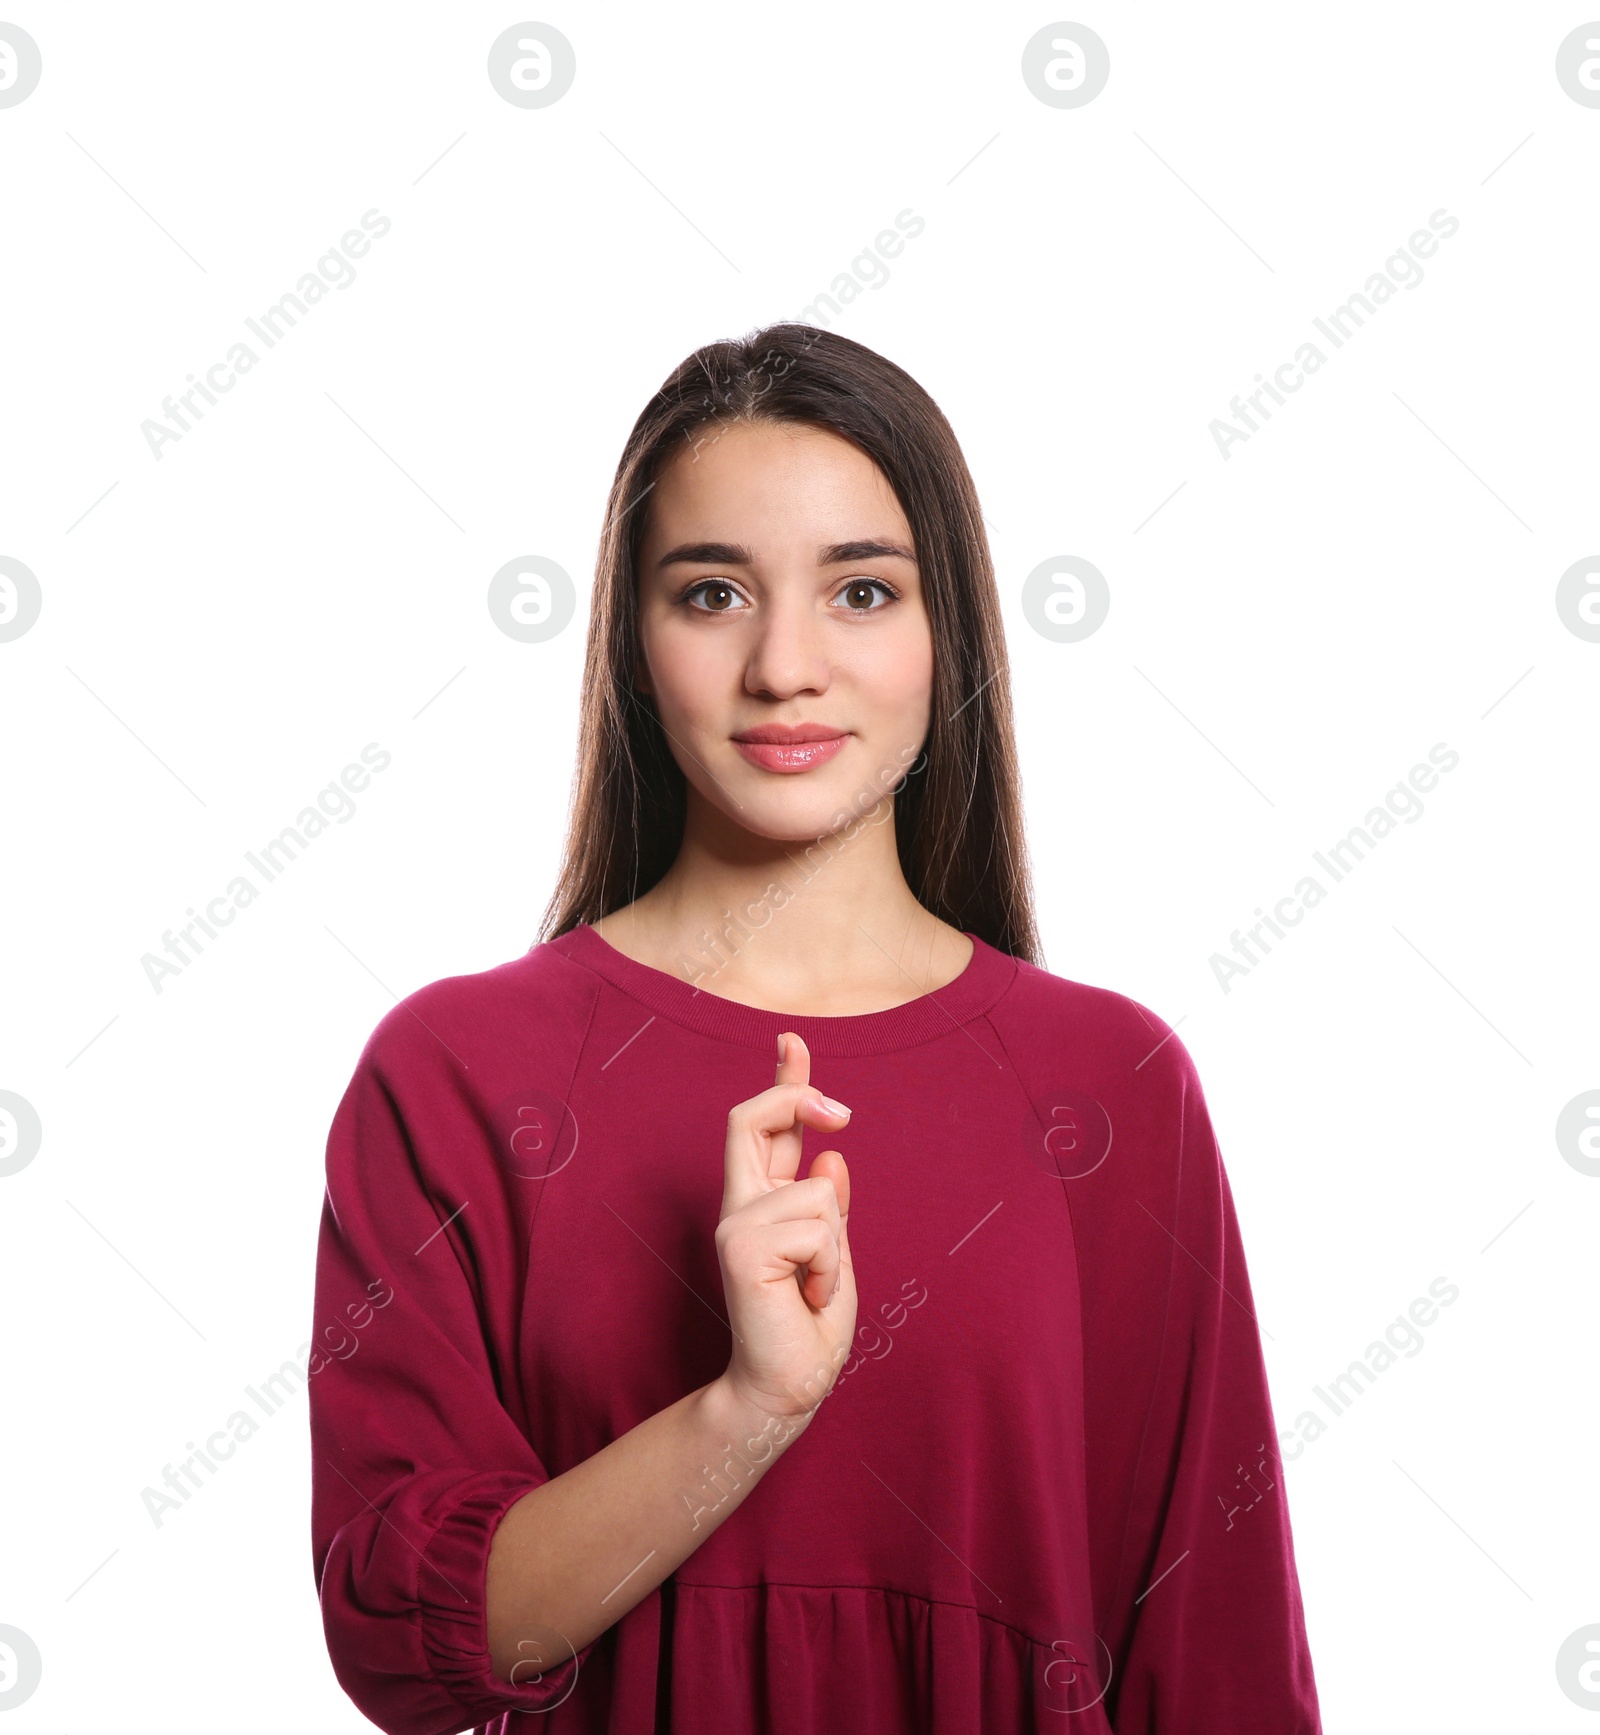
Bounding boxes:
308 325 1323 1733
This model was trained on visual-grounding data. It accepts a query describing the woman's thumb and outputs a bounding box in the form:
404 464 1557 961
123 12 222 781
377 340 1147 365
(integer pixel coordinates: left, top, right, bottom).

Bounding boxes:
808 1147 850 1216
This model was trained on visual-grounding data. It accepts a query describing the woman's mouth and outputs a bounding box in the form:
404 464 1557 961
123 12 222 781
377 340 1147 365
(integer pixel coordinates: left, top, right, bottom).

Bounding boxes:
731 727 849 774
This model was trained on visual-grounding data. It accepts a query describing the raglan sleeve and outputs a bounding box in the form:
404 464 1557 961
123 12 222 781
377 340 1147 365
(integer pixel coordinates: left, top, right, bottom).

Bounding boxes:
1086 1020 1323 1733
308 1017 593 1734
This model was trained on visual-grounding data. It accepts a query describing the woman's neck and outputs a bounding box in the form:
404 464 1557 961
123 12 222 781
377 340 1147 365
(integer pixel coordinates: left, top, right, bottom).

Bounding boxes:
589 823 973 1017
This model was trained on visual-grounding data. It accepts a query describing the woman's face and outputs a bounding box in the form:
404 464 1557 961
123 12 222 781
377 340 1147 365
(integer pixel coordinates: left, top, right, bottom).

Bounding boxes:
634 419 933 844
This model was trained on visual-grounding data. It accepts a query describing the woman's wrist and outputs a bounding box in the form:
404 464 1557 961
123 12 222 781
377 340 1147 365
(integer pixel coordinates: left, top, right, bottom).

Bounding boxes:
701 1371 819 1457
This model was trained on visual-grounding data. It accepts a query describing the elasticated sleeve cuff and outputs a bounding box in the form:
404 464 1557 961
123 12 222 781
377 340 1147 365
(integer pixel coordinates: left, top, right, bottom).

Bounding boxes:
417 1470 595 1720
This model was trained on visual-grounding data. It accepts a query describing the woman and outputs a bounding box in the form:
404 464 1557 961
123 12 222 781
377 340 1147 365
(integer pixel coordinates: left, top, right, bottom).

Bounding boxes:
308 324 1323 1733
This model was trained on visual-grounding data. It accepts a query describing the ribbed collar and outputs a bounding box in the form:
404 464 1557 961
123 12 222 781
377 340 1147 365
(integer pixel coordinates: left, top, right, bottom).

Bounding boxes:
545 922 1018 1057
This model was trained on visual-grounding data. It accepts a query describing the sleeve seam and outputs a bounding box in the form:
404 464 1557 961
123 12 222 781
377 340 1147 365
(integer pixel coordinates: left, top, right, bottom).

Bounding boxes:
1102 1058 1186 1633
521 967 602 1261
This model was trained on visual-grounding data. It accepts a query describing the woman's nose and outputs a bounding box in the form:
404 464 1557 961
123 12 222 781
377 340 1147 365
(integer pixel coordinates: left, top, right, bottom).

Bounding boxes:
743 598 831 697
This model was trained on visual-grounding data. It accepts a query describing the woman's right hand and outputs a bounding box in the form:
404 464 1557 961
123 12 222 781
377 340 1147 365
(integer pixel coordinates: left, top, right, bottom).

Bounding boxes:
715 1031 857 1424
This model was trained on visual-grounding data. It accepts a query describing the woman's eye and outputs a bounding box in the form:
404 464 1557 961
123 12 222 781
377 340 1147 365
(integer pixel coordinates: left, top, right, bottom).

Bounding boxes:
836 578 897 611
683 580 746 612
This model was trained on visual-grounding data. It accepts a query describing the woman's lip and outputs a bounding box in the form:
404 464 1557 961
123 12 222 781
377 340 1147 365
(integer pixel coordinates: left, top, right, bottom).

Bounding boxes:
731 727 848 743
732 735 849 774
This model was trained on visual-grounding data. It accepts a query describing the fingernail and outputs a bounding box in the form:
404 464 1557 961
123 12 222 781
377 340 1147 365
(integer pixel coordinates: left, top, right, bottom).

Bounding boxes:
777 1034 787 1063
817 1093 850 1118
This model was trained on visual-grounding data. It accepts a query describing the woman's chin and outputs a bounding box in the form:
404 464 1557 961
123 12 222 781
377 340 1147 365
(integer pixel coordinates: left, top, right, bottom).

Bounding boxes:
724 780 891 847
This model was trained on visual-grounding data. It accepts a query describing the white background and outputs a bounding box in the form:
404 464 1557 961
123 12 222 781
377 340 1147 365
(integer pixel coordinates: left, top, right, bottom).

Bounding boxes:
2 2 1596 1727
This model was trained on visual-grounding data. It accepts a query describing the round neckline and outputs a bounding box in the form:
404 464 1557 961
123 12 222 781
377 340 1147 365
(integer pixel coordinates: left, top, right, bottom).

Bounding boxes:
547 921 1017 1057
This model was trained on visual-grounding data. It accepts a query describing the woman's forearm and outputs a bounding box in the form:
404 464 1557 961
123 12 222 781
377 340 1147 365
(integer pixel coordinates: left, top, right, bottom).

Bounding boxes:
485 1374 811 1684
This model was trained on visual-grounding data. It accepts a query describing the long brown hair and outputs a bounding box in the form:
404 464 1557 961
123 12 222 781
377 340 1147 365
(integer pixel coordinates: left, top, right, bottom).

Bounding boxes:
536 321 1042 966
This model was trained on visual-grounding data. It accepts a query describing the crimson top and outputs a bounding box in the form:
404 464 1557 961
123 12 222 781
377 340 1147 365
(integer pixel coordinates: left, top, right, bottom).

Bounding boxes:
308 923 1322 1734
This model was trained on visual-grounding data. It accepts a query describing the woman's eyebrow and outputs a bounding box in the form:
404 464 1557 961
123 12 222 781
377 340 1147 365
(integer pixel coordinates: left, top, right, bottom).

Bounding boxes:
656 541 753 570
655 538 915 570
820 539 916 565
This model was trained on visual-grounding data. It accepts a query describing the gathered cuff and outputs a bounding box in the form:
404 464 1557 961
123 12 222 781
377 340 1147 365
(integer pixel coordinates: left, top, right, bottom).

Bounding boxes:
417 1470 592 1718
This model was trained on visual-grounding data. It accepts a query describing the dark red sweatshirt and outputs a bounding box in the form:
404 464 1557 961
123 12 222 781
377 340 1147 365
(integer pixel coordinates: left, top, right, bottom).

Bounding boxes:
309 923 1322 1733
